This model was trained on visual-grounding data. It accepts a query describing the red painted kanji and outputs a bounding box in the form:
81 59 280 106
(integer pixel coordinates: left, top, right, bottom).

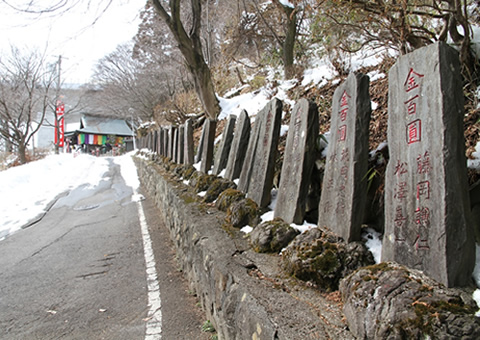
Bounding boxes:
405 95 419 115
414 235 430 250
394 181 408 201
394 206 407 228
416 181 430 200
404 68 424 92
340 90 350 107
338 125 347 142
394 160 408 176
340 165 348 180
339 107 348 121
341 148 349 161
416 151 432 174
415 206 431 227
407 119 421 144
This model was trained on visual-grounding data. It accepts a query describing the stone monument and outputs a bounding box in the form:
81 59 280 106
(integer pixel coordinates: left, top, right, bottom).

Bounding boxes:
318 72 371 242
238 98 283 208
224 110 251 181
382 42 474 287
274 99 319 224
213 115 236 175
184 119 195 165
177 125 185 164
200 119 217 173
195 120 207 164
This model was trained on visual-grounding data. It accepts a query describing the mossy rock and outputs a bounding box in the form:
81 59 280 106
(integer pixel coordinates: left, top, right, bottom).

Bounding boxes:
189 172 216 193
340 262 480 339
250 218 299 253
216 189 245 212
203 178 237 203
172 164 196 180
173 164 186 177
282 228 374 292
182 165 196 181
225 198 261 229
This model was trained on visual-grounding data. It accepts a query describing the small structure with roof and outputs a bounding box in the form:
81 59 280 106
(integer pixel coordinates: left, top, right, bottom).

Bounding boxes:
70 115 135 154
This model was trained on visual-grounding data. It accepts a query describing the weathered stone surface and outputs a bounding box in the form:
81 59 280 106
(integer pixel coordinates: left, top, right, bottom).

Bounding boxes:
250 218 299 253
172 126 179 163
146 131 153 150
216 188 245 212
163 127 169 156
168 126 177 159
200 119 217 173
203 178 237 203
157 129 163 155
153 130 158 153
189 171 216 193
135 156 356 340
237 110 260 193
238 98 283 208
195 119 207 163
340 262 480 340
225 198 261 229
275 99 319 224
177 125 185 164
382 42 475 287
184 119 195 165
318 72 371 242
224 110 251 181
213 115 236 175
182 164 196 181
282 228 374 292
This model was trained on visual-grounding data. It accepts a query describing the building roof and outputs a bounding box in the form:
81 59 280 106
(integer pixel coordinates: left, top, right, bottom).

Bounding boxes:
77 115 134 136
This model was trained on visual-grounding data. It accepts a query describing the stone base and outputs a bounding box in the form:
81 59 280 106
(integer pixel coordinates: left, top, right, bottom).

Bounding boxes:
134 156 353 340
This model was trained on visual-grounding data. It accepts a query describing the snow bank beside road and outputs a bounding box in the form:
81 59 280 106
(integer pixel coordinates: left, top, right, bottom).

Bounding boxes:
0 153 109 241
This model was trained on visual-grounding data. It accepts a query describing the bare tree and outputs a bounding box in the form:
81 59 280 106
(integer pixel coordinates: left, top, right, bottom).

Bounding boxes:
90 43 159 120
225 0 304 79
151 0 221 120
311 0 478 82
0 47 55 164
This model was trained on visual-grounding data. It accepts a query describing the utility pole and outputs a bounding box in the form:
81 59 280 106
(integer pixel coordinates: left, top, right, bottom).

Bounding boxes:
54 55 62 154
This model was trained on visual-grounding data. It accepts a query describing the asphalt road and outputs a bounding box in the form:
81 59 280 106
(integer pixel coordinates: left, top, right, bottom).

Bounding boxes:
0 158 209 340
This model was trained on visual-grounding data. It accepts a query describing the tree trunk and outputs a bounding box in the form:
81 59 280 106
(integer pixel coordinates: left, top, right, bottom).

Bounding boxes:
18 138 27 164
151 0 221 120
283 6 297 79
271 0 297 79
181 46 220 120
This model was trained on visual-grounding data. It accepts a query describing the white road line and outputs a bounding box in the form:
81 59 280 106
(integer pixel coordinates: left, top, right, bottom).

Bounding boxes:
136 193 162 340
114 155 162 339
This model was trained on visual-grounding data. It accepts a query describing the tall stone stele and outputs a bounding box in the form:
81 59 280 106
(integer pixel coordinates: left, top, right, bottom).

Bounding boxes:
195 119 207 163
199 119 217 173
238 98 282 208
177 125 185 164
224 110 251 181
382 42 474 287
172 127 179 163
157 127 163 156
184 119 195 165
274 99 319 224
213 114 236 175
163 127 169 156
318 72 371 242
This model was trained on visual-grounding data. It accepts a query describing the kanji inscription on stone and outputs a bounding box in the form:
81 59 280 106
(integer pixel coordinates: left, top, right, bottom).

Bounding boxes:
382 42 474 287
318 72 371 242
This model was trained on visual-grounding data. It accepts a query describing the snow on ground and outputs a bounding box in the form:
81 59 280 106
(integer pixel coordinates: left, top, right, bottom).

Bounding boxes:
0 153 110 241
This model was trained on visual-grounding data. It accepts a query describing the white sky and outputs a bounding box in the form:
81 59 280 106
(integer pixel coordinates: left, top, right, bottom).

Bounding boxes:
0 0 145 85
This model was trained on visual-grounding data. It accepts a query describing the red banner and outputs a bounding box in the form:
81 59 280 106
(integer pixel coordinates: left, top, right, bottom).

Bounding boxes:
55 101 65 147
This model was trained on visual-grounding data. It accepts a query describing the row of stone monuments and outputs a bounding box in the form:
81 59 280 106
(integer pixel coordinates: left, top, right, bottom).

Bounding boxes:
138 42 475 288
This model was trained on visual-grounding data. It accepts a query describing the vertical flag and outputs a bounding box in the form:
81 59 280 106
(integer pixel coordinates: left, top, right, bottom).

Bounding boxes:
55 100 65 147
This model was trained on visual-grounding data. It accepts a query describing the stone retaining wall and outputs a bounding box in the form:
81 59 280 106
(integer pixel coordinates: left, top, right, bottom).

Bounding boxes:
134 156 353 340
